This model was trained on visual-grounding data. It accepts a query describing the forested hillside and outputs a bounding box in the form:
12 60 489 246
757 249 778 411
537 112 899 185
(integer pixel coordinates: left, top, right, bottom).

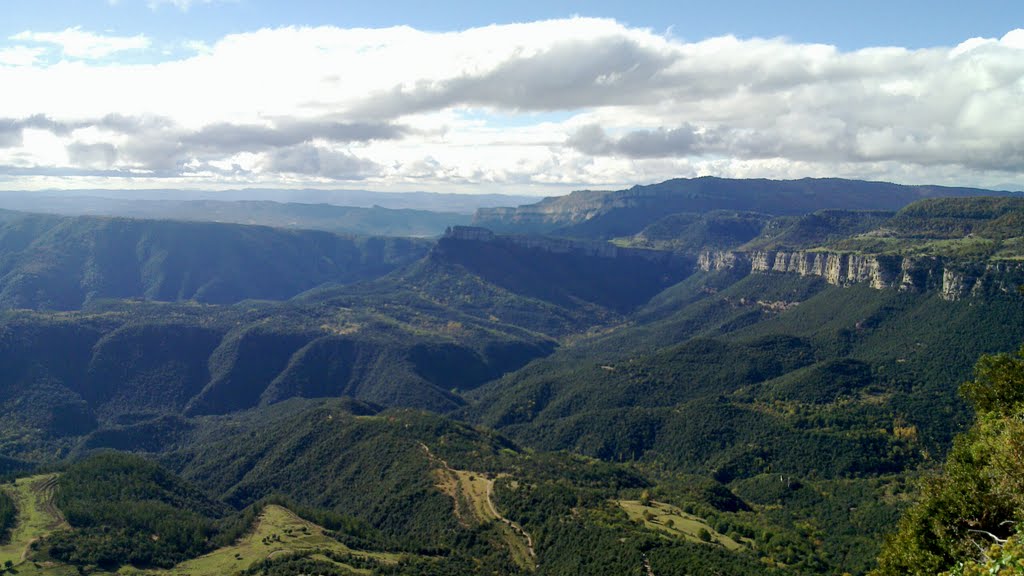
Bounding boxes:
0 212 429 309
0 178 1022 575
0 299 554 457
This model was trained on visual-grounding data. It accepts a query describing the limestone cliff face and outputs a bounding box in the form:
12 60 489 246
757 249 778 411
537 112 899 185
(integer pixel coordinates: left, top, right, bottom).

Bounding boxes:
751 251 914 290
698 250 751 273
698 249 1024 300
939 261 1024 300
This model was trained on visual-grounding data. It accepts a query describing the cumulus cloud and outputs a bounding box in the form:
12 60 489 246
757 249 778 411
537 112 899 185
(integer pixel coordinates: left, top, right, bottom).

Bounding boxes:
261 144 382 180
0 113 405 176
349 34 676 118
66 142 118 168
0 115 80 147
0 19 1023 191
568 124 703 157
555 27 1024 178
10 27 150 59
180 121 407 154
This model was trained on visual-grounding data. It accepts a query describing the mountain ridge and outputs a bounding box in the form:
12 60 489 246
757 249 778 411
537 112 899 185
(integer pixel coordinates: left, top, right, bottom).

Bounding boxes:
474 176 1018 238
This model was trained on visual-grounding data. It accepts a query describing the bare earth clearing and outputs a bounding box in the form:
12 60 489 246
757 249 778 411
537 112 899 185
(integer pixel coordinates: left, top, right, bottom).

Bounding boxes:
422 443 537 570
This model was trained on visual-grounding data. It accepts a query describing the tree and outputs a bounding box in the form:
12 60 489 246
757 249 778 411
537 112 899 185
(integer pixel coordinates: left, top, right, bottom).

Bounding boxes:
960 347 1024 416
947 535 1024 575
874 345 1024 575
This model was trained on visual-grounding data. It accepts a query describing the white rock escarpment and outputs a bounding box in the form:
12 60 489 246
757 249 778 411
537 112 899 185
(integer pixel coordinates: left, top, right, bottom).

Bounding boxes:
698 250 1024 300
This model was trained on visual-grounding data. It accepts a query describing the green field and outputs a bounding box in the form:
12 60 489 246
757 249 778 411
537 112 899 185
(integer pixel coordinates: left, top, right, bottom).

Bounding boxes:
121 504 401 576
0 474 68 570
619 500 749 551
0 499 405 576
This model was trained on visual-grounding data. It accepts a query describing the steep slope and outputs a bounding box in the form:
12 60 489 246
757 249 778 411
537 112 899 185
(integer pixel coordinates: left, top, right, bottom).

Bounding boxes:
1 223 699 454
399 226 691 333
474 176 1014 238
166 402 485 546
466 270 1024 477
0 212 429 310
449 264 1024 570
0 295 555 456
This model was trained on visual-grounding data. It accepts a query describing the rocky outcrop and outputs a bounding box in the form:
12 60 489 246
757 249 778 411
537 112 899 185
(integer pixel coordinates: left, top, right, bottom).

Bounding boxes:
698 249 1024 300
698 250 751 273
939 261 1024 300
751 251 913 290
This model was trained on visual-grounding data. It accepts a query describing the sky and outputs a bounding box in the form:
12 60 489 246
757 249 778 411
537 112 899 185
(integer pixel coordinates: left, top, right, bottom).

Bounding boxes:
1 0 1023 195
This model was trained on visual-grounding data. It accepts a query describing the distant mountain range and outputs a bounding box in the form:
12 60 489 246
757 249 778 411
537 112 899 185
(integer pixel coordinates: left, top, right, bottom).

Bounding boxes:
4 187 537 214
0 195 471 237
473 176 1019 238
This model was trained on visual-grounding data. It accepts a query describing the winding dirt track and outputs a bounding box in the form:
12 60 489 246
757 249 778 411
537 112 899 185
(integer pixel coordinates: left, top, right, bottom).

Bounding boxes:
484 478 536 561
420 443 537 566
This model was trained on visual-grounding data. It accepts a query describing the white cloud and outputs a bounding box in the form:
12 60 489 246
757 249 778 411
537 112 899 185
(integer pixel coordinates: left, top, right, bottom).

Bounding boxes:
259 143 383 180
0 19 1022 192
67 141 118 168
0 46 46 66
10 27 150 59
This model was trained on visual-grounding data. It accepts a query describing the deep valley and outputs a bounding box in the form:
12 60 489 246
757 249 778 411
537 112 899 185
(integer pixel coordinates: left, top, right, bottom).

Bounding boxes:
1 177 1023 575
